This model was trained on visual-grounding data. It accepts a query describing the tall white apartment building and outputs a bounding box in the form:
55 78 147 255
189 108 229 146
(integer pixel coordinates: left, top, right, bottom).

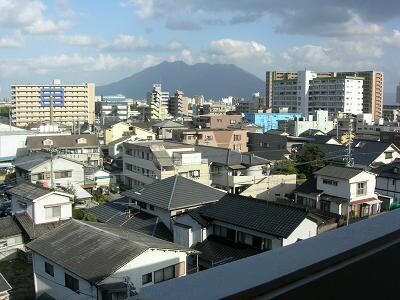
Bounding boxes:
11 80 95 127
147 84 170 120
272 70 363 117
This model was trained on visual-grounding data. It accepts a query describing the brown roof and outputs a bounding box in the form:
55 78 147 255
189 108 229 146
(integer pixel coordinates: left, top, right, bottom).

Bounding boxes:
26 134 100 149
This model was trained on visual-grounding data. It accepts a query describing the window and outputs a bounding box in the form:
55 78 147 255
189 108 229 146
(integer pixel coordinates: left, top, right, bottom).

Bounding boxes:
149 205 154 211
45 206 61 219
154 263 185 284
233 145 241 151
252 236 262 249
356 182 367 196
320 200 330 212
54 171 72 179
233 135 241 141
385 152 393 159
65 273 79 292
142 273 152 285
303 197 317 208
45 262 54 277
322 178 338 186
137 201 147 210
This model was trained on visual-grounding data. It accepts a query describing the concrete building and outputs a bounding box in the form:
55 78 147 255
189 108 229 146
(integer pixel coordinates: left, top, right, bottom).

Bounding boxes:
122 141 210 188
193 114 242 129
27 220 193 299
169 90 189 117
278 110 335 137
382 104 400 121
147 84 169 120
26 134 102 167
11 80 95 127
104 122 155 145
244 112 302 133
265 71 298 109
152 120 187 140
337 71 384 119
236 92 267 113
95 101 129 121
174 129 249 152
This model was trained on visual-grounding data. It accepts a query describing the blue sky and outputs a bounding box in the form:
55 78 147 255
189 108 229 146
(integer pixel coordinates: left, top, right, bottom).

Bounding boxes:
0 0 399 101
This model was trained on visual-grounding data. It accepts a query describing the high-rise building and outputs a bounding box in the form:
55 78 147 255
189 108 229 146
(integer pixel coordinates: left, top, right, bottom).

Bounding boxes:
271 71 363 116
337 71 384 119
11 80 95 127
396 83 400 104
265 71 298 109
169 90 189 117
147 84 169 120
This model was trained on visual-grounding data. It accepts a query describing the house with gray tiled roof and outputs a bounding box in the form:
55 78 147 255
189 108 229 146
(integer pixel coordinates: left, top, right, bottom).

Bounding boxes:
0 216 24 261
173 194 323 269
27 219 196 299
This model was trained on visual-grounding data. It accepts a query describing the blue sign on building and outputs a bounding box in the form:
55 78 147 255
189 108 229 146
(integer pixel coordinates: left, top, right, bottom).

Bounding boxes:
40 87 65 107
244 112 302 133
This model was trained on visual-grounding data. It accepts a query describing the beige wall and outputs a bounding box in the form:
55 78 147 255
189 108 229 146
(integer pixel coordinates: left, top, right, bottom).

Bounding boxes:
105 123 155 144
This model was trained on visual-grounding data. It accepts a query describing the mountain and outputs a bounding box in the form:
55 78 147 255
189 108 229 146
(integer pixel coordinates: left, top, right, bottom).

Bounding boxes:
96 61 265 100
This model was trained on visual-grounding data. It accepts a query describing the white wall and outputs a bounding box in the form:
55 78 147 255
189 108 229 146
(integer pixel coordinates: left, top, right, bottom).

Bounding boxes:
282 218 318 246
371 145 400 165
99 249 187 293
173 214 204 247
33 252 98 300
0 233 24 261
33 194 72 224
343 79 363 114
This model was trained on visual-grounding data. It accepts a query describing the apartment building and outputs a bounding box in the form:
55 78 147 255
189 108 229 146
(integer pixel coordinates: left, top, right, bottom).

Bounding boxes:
174 129 249 152
122 141 209 188
95 101 129 121
266 71 298 109
192 114 242 129
169 90 189 117
337 71 384 119
11 80 95 127
147 84 169 120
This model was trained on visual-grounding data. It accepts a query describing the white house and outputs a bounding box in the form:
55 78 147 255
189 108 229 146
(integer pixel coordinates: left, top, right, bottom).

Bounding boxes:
173 194 322 269
9 183 73 225
13 152 87 188
374 160 400 205
27 220 195 299
0 216 24 261
295 165 381 219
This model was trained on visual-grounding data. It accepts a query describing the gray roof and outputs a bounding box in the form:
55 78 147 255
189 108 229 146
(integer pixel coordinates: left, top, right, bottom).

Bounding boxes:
0 273 11 293
86 198 172 240
152 120 186 128
13 151 50 171
194 235 261 266
123 176 226 211
27 219 190 284
26 134 100 150
199 194 310 238
249 149 290 161
373 159 400 179
294 177 321 195
15 213 69 239
8 183 52 201
313 165 365 180
0 216 22 238
195 145 269 166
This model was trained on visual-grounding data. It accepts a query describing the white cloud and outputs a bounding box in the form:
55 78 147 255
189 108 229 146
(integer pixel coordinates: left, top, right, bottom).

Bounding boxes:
165 41 184 51
60 34 97 46
383 29 400 48
0 0 69 35
122 0 155 18
102 34 149 51
0 34 23 48
205 39 272 64
181 49 193 64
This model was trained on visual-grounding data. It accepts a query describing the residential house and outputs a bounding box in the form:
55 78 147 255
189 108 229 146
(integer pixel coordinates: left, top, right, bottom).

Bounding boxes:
13 152 88 188
374 160 400 204
0 216 24 261
174 129 249 152
27 220 194 299
151 120 187 140
26 134 102 167
104 122 156 145
194 145 270 194
122 176 226 231
192 114 242 130
247 132 290 162
0 273 11 300
174 194 323 269
294 165 381 219
122 141 209 188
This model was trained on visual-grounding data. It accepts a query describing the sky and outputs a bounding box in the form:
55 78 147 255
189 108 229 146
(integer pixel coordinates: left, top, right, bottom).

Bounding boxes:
0 0 399 101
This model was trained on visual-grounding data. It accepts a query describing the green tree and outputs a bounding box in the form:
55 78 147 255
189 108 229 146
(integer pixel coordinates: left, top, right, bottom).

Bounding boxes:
83 213 97 222
93 193 107 204
72 208 84 220
273 160 297 175
296 144 327 178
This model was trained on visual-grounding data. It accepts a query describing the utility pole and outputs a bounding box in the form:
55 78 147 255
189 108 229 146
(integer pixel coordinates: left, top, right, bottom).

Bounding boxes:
50 146 55 189
50 95 54 125
345 117 354 226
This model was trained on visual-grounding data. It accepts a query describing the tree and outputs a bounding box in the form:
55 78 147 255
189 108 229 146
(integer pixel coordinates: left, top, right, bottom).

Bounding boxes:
296 144 327 178
273 160 297 175
83 213 97 222
72 208 84 220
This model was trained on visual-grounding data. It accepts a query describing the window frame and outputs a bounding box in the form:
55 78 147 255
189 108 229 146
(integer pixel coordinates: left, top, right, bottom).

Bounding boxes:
356 182 367 196
45 261 54 277
65 273 79 293
142 272 152 285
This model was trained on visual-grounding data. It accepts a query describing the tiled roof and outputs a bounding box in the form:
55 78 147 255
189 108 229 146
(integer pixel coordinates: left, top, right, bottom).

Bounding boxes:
294 177 321 195
123 176 226 211
194 235 261 266
27 220 191 284
0 216 22 238
313 165 365 180
26 134 100 149
373 159 400 178
13 151 50 171
15 213 69 239
0 273 11 293
86 198 172 241
199 194 310 238
249 149 290 161
152 120 187 128
7 183 52 201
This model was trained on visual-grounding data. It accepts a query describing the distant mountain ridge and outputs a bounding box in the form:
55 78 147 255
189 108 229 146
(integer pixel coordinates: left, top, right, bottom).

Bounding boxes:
97 61 265 100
